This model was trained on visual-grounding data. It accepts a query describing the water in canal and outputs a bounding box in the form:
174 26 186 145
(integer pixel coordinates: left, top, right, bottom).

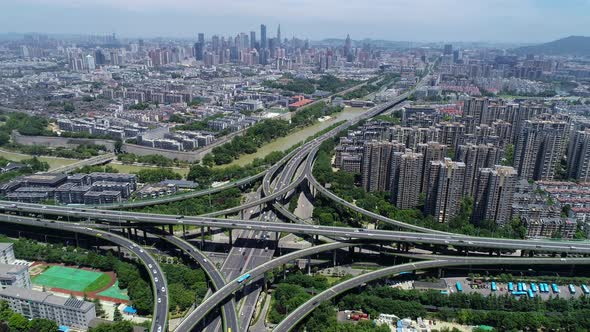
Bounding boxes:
223 107 367 167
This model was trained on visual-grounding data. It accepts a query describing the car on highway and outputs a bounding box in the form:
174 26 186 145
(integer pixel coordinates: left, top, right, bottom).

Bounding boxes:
155 277 158 282
148 264 153 269
158 298 161 304
161 287 166 292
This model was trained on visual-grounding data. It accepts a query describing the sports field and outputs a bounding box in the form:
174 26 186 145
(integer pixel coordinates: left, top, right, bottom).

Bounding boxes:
32 266 112 292
98 281 129 301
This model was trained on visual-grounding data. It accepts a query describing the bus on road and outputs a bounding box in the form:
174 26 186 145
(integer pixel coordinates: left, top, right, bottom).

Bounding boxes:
237 274 251 283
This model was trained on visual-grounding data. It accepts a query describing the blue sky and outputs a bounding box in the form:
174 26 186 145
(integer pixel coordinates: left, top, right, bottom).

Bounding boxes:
1 0 589 42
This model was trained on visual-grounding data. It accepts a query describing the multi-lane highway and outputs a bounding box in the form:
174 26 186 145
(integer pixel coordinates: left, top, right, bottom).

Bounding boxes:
0 214 168 332
176 242 358 331
4 202 590 255
274 256 590 332
145 227 238 332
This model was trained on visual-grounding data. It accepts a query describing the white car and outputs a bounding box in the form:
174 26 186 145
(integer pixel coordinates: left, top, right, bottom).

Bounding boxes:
148 264 153 269
153 270 157 274
161 287 166 293
154 277 159 282
157 298 161 304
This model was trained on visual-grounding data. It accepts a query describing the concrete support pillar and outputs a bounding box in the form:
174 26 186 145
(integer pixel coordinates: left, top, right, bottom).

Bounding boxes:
229 229 233 246
182 225 186 239
200 226 205 248
143 230 147 242
397 243 401 251
161 225 166 232
168 225 173 234
307 257 311 275
333 250 337 267
275 232 280 242
133 228 138 239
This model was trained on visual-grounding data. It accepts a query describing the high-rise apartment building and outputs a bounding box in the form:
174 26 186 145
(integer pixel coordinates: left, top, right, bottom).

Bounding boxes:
567 129 590 181
425 158 466 223
416 142 447 193
390 152 424 209
361 141 404 192
456 143 502 197
514 119 568 181
472 165 518 225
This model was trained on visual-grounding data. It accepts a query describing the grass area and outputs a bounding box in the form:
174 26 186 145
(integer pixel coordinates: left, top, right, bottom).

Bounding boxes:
84 273 112 292
107 162 189 177
0 149 77 170
32 266 108 292
97 280 129 301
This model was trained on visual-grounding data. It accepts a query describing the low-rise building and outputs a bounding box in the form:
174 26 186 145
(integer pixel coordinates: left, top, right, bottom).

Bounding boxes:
523 216 576 239
0 264 31 290
0 286 96 329
0 244 15 265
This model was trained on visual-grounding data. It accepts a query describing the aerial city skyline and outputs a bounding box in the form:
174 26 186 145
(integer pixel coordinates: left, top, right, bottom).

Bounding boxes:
1 1 590 332
2 0 590 42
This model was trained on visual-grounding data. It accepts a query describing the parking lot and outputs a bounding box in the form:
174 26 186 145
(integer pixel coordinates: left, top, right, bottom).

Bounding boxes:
443 277 587 300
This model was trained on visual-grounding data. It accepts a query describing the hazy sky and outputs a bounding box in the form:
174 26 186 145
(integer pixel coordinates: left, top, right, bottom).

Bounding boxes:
2 0 589 42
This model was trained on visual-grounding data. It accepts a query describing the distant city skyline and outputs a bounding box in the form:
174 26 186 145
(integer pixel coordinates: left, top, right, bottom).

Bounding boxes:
1 0 590 43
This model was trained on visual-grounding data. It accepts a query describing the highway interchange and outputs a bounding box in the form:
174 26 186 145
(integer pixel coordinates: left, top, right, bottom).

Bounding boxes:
3 72 590 332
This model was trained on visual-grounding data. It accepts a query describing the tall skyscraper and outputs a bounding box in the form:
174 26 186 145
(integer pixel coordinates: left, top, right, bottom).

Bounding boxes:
250 31 257 49
277 24 281 45
198 33 205 45
567 129 590 181
472 166 517 225
260 24 267 49
194 42 204 61
514 119 568 181
390 152 424 209
344 34 352 61
425 158 466 223
361 141 403 192
443 44 453 55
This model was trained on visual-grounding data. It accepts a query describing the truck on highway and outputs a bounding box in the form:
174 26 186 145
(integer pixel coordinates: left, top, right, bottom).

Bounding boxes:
455 281 463 293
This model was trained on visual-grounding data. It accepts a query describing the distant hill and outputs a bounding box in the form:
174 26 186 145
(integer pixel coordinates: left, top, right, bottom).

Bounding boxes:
514 36 590 56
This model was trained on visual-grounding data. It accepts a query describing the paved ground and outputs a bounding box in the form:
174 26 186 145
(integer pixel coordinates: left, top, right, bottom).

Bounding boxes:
293 192 313 220
444 276 585 300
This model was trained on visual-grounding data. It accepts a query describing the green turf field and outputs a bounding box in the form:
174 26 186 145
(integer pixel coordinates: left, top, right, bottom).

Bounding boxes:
98 281 130 300
32 266 111 292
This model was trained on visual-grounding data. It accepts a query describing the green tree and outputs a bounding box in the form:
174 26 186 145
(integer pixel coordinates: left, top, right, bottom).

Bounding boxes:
113 307 123 321
89 321 134 332
28 318 59 332
7 313 29 332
